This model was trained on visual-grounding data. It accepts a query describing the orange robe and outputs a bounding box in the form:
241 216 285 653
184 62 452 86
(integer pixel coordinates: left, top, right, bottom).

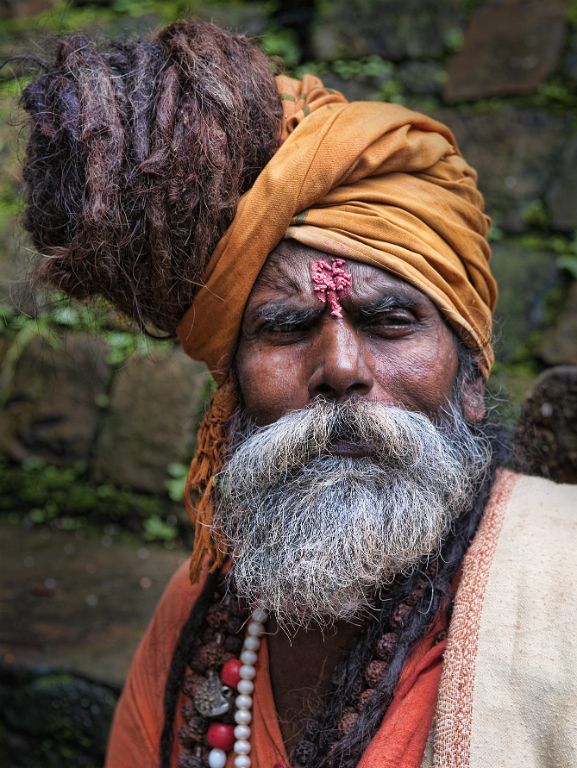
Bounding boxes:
106 560 447 768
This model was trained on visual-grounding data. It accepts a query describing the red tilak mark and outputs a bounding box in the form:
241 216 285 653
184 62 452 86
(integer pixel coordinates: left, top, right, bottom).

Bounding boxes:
310 258 352 318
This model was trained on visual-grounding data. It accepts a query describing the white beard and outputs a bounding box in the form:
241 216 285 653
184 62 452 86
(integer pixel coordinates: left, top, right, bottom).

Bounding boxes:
214 399 491 632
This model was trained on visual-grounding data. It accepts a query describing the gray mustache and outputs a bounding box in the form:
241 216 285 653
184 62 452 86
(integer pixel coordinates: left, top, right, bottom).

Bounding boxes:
223 400 452 486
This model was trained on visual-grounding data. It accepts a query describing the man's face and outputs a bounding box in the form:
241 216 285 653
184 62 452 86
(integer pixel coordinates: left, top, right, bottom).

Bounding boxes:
218 241 490 630
236 241 481 426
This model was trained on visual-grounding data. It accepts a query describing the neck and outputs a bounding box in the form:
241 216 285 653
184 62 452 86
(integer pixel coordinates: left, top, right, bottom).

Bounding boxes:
268 616 365 750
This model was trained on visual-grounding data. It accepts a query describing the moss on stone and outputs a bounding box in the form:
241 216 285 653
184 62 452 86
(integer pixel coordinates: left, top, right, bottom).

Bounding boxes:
0 456 186 541
0 663 118 768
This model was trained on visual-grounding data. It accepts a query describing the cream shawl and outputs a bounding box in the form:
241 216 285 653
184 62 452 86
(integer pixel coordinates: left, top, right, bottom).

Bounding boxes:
424 471 577 767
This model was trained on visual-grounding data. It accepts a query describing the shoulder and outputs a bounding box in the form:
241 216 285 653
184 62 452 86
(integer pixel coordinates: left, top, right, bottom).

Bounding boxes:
467 469 576 569
434 473 577 766
491 470 577 586
475 470 577 626
473 473 577 762
506 470 577 521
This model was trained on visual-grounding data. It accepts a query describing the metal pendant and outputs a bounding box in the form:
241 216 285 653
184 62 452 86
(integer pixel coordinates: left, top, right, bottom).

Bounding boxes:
193 669 233 718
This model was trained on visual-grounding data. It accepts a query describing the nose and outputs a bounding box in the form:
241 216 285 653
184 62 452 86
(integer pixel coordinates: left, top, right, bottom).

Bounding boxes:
308 319 374 401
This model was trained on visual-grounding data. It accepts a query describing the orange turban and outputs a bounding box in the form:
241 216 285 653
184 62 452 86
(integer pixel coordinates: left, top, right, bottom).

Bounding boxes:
177 75 497 580
178 74 496 381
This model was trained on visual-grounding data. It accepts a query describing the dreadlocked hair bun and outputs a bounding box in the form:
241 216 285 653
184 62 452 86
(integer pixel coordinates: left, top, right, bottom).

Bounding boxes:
21 19 283 334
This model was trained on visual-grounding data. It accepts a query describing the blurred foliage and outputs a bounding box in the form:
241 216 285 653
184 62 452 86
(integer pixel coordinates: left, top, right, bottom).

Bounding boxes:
0 454 186 543
331 55 393 81
443 26 464 53
511 231 577 281
567 0 577 29
488 360 538 427
555 233 577 279
521 200 550 230
558 254 577 279
0 0 257 34
261 25 301 68
165 461 189 503
528 78 577 118
0 296 172 369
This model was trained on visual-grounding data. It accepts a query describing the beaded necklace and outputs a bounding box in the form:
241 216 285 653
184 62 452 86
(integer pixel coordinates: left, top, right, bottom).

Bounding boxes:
177 563 440 768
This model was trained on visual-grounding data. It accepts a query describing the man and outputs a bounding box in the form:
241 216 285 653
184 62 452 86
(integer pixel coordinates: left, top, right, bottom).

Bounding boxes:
19 19 576 768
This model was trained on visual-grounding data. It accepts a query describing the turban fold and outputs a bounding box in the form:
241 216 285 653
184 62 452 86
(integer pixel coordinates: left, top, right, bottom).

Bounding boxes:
178 75 497 581
177 74 497 380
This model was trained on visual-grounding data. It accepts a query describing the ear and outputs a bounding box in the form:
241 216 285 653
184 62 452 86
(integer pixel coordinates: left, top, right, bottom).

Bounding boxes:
461 375 487 424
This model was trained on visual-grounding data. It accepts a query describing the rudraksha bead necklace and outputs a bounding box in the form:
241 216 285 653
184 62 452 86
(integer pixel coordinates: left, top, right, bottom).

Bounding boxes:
179 564 439 768
178 579 274 768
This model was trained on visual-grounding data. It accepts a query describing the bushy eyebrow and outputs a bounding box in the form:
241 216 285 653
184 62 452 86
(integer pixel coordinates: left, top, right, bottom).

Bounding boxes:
253 303 324 327
252 295 420 326
358 295 419 318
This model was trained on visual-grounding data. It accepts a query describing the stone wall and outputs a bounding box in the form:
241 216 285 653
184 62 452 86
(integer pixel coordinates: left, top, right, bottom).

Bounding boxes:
1 0 576 518
0 326 210 477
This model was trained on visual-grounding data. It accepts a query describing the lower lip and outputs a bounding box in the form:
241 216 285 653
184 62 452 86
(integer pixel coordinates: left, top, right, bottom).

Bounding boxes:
328 441 373 458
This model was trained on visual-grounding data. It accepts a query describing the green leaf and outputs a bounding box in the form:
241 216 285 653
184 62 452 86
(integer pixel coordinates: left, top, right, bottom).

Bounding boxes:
52 305 81 327
261 28 301 68
95 393 110 408
165 476 187 502
557 254 577 279
166 461 188 479
29 508 46 524
143 515 177 542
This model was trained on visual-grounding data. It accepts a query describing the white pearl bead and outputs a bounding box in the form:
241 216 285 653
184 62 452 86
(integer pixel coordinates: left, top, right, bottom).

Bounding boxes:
252 608 268 623
234 739 251 755
234 708 252 725
247 621 265 637
234 755 251 768
239 664 256 680
234 724 251 740
243 636 260 652
235 693 253 710
237 678 254 695
208 748 227 768
240 649 257 666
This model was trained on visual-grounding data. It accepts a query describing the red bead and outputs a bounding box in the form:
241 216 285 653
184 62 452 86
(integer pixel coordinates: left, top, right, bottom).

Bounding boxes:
206 722 235 751
220 658 242 688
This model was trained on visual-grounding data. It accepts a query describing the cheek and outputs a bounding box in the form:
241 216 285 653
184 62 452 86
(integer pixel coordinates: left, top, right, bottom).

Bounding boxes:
236 346 308 425
370 333 459 412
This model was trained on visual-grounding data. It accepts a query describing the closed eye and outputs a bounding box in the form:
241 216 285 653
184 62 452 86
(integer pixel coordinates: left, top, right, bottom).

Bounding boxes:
366 310 415 326
359 296 419 319
359 299 419 338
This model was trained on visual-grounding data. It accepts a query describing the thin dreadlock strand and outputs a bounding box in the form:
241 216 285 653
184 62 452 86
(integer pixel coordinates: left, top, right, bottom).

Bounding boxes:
160 570 218 768
185 377 238 583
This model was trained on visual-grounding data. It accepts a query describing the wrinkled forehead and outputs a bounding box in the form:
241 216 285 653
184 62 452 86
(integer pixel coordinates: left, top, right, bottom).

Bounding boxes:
249 238 438 309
